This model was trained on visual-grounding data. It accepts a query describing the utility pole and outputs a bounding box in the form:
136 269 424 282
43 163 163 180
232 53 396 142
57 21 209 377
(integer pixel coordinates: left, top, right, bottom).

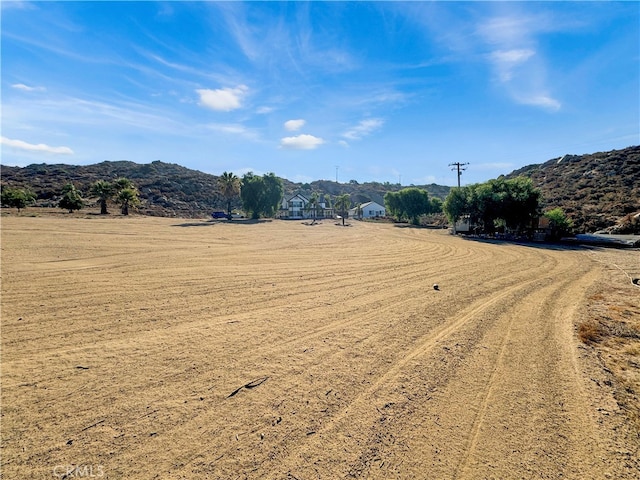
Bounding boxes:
335 165 339 183
449 162 469 188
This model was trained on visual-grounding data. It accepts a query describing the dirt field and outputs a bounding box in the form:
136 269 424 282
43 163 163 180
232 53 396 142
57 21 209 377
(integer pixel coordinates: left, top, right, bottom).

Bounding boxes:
1 214 639 479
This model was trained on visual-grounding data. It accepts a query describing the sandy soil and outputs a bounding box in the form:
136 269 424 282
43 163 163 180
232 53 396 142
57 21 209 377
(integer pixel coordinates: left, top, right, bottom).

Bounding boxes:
1 215 638 479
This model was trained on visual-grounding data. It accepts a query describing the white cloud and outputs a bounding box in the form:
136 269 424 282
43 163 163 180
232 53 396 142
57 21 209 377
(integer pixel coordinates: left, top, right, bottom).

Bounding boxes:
256 106 274 114
489 49 535 82
517 94 561 112
12 83 45 92
279 134 324 150
197 85 248 111
490 49 535 64
477 12 561 112
342 118 384 140
1 136 73 155
284 119 305 131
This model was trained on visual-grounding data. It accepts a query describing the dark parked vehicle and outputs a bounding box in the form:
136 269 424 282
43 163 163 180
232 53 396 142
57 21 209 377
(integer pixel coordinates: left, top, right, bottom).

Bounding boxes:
211 211 229 219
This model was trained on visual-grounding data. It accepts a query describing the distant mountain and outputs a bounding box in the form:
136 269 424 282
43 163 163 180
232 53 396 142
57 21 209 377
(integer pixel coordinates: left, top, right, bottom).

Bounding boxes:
0 160 223 218
505 146 639 233
2 146 638 232
0 160 450 219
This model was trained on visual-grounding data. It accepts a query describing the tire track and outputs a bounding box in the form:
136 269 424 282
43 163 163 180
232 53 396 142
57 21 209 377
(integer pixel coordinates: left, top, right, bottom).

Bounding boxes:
271 274 547 478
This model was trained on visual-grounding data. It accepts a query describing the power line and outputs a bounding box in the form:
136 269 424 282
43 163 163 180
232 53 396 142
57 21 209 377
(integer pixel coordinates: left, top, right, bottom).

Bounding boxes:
449 162 469 188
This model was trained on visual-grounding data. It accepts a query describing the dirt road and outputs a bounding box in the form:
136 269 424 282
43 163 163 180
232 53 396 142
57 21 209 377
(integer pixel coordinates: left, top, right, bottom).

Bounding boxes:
1 216 637 478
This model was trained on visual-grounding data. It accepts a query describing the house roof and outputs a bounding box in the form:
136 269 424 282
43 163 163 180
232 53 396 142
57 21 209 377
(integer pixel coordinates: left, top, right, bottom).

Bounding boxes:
286 193 309 202
360 201 384 209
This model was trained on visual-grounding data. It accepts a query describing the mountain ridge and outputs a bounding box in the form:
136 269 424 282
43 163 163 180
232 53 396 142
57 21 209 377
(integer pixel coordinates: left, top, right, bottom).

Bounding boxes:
1 145 638 233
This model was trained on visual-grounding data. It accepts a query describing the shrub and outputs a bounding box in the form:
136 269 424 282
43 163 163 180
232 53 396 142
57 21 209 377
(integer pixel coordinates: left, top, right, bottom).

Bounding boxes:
577 321 605 344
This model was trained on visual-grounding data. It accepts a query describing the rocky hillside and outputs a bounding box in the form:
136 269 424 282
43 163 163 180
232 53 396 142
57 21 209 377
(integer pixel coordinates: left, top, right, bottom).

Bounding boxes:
506 145 639 233
0 160 449 219
0 161 222 217
2 146 638 232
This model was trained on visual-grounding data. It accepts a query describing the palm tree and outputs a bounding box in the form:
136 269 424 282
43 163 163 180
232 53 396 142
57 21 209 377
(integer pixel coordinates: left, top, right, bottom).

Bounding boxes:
355 203 363 220
334 193 351 226
218 171 240 219
113 177 135 192
90 180 113 214
305 192 319 223
115 187 140 216
113 178 138 215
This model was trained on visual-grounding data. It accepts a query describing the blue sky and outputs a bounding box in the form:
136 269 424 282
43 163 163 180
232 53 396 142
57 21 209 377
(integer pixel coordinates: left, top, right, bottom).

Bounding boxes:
2 1 638 186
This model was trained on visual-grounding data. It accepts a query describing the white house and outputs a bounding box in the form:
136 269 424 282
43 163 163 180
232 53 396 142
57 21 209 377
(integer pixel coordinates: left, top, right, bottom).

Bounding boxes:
280 193 334 219
280 193 308 219
350 201 386 219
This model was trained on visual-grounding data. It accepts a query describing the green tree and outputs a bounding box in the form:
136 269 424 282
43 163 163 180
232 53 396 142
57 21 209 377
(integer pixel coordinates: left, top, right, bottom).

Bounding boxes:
398 187 431 225
218 171 241 219
544 207 573 240
354 203 363 220
113 177 134 192
58 183 84 213
115 187 140 215
1 187 35 212
384 191 402 221
334 193 351 226
443 177 541 235
90 180 114 214
443 187 469 231
385 188 432 224
240 172 284 219
430 197 443 214
261 173 284 218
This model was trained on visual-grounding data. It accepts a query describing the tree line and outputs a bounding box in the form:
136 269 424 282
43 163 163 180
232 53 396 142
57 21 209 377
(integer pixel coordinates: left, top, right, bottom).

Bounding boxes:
442 176 572 238
2 172 571 237
1 177 141 215
384 188 443 225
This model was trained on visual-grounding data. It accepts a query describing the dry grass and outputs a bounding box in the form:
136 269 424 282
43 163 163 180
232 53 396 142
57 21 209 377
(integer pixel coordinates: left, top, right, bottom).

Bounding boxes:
581 248 640 435
578 320 606 344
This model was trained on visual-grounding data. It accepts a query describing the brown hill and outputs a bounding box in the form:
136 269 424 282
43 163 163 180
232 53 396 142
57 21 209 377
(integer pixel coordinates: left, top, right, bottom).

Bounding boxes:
0 160 449 219
506 146 640 233
0 161 223 218
2 146 638 232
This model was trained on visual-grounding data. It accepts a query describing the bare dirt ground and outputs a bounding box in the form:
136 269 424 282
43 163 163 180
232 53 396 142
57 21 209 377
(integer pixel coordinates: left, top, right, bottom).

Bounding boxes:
1 214 638 479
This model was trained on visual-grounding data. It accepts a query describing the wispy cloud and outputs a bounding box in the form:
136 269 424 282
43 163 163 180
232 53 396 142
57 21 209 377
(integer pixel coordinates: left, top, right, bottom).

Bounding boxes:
1 136 73 155
1 1 36 11
205 123 260 141
284 119 305 131
476 11 561 111
516 94 561 112
279 134 324 150
342 118 384 141
12 83 46 92
2 31 112 65
488 49 535 82
197 85 249 112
